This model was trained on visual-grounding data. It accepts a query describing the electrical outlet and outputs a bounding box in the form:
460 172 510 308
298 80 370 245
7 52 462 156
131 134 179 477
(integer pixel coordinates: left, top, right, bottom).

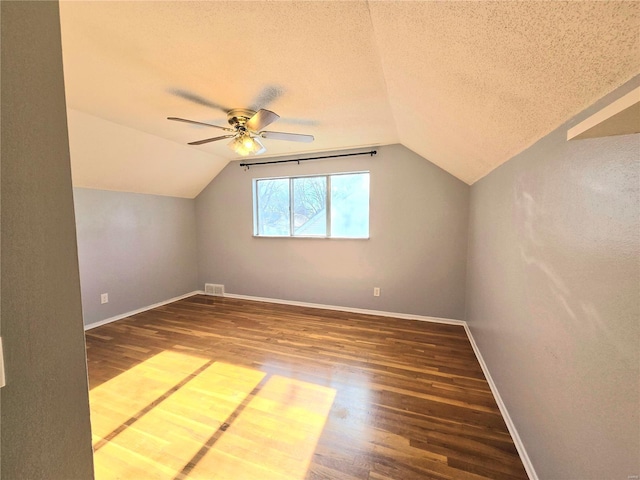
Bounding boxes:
373 287 380 297
101 293 109 304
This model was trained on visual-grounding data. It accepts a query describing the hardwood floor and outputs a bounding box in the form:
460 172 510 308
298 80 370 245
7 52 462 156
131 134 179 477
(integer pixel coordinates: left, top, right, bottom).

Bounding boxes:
85 295 528 480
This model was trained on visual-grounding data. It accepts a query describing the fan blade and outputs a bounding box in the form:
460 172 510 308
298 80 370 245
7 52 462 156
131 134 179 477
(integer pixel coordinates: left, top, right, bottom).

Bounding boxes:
167 117 234 132
246 109 280 132
260 131 314 143
168 88 231 113
249 85 284 111
188 134 236 145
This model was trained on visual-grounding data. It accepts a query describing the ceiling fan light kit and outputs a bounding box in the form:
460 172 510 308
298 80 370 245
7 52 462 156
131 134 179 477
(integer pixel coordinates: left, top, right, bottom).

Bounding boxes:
228 134 266 156
168 108 314 156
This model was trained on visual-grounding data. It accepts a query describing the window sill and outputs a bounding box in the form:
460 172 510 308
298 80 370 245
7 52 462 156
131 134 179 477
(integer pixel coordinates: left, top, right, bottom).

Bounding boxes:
252 235 369 240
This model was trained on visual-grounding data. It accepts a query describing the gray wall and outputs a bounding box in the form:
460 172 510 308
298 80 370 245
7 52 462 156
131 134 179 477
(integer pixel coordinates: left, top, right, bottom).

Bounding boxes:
196 144 469 320
465 77 640 480
0 2 95 478
73 188 199 327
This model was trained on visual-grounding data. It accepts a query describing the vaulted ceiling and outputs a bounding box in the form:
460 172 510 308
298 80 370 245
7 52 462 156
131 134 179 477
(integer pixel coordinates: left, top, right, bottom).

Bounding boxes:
59 1 639 198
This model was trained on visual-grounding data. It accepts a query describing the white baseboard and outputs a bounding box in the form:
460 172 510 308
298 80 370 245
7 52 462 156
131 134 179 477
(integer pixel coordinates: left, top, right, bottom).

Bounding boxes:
463 323 538 480
222 292 466 326
83 291 201 331
220 292 536 479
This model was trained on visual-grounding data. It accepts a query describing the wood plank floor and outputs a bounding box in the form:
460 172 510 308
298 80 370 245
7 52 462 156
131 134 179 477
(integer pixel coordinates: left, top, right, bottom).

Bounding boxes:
85 295 528 480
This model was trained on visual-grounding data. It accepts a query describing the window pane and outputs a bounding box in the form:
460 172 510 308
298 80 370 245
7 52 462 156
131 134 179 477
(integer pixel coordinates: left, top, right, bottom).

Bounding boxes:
330 173 369 238
256 178 290 236
293 176 326 236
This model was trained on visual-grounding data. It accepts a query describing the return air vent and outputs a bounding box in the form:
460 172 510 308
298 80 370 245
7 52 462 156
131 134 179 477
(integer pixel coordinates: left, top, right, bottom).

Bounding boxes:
204 283 225 296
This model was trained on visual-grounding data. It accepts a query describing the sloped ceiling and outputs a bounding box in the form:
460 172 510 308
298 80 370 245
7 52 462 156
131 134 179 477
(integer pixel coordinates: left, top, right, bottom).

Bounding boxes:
59 1 639 198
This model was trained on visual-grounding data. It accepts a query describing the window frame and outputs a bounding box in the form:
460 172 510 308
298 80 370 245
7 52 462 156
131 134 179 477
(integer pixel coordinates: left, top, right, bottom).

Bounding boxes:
252 171 370 239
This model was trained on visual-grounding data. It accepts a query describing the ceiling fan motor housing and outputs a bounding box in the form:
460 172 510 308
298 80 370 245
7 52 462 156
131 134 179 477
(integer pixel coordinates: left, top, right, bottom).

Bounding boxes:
227 109 256 131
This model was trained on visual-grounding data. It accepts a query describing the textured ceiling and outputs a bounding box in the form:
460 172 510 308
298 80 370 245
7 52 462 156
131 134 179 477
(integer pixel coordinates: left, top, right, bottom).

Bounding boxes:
59 1 639 197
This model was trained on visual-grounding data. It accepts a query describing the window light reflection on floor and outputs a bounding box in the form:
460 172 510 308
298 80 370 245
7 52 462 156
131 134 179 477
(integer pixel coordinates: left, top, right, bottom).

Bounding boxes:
187 375 337 480
88 350 336 480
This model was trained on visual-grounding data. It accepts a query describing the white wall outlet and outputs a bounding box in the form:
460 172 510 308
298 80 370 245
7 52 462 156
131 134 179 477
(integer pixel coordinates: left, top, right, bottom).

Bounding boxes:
0 337 6 388
373 287 381 297
101 293 109 304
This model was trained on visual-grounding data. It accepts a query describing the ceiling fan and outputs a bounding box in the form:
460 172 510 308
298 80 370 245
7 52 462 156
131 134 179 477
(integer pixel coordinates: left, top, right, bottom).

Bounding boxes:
168 108 314 156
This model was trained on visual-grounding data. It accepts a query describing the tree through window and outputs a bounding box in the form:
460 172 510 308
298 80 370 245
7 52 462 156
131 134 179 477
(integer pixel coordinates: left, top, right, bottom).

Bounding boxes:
254 172 369 238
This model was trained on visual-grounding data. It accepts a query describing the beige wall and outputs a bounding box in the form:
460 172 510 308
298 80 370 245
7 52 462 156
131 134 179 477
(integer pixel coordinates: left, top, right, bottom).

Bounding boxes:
465 76 640 479
0 2 94 478
196 144 470 320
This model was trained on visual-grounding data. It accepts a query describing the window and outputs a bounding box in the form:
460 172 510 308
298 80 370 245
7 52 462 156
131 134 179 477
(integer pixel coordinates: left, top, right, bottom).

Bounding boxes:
253 172 369 238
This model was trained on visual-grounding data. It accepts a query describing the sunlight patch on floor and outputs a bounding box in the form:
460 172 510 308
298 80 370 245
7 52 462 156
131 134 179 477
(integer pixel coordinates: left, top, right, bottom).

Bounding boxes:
89 350 210 443
90 351 265 479
187 375 337 480
89 351 335 479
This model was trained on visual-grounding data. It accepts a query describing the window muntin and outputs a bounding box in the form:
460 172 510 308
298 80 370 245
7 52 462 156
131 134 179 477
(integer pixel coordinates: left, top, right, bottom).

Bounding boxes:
253 172 369 238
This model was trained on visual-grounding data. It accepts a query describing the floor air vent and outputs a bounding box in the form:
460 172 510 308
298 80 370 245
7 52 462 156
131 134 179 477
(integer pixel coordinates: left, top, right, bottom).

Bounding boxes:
204 283 225 296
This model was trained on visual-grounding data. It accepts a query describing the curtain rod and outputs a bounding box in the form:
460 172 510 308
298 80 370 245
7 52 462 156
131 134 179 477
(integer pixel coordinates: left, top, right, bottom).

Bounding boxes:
239 149 377 169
